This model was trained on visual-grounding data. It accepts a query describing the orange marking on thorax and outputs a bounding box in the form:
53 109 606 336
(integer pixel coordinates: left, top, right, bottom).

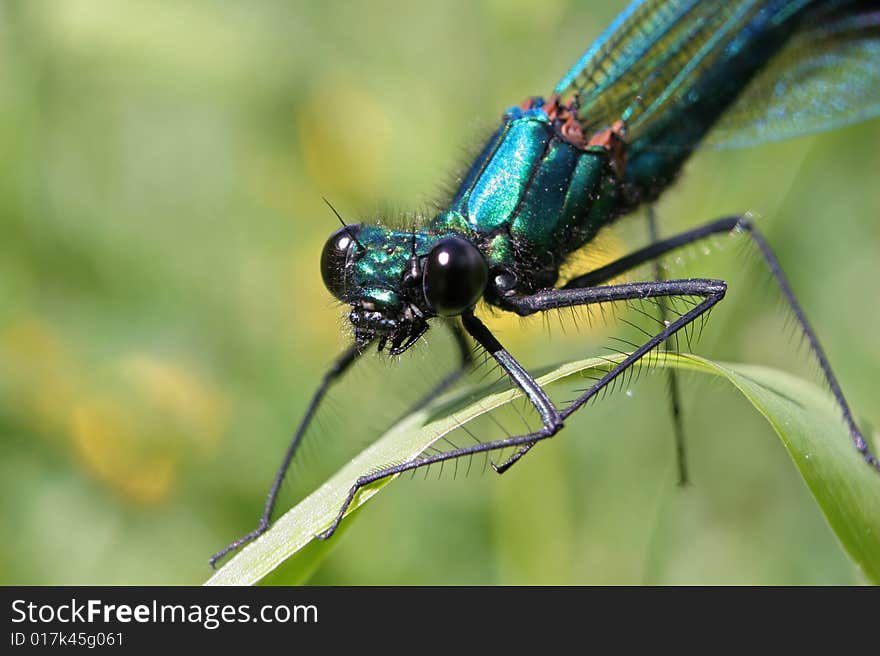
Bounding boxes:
587 120 627 179
520 96 628 178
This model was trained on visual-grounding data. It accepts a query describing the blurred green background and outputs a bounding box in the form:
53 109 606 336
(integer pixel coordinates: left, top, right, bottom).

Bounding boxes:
1 0 878 585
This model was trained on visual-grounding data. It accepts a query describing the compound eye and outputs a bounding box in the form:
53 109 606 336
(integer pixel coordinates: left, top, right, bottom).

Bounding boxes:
423 236 488 316
320 224 362 300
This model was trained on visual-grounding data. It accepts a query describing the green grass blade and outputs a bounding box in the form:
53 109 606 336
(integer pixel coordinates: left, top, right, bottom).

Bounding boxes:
205 353 880 585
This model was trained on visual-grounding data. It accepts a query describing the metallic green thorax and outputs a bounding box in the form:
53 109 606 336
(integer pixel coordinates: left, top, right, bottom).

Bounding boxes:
436 101 619 295
348 100 620 313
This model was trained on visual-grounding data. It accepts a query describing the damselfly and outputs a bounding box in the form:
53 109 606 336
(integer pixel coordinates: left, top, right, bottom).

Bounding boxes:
211 0 880 568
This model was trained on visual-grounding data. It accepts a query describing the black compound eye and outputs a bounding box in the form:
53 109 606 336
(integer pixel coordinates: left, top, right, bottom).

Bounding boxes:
423 236 488 316
320 224 362 300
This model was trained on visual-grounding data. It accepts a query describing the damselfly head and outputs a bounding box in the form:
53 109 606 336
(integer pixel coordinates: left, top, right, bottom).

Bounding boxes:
320 224 488 355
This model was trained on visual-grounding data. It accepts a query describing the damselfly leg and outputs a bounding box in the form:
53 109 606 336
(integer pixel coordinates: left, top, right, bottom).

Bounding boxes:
208 343 364 568
209 320 473 568
647 207 689 486
218 214 880 557
570 214 879 472
493 207 691 478
317 278 726 540
495 214 880 476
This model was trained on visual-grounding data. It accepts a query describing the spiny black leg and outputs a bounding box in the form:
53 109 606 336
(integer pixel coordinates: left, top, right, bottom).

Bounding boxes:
316 278 725 540
210 321 472 568
492 440 536 474
209 342 365 569
461 311 563 473
491 277 723 475
498 280 727 418
647 206 689 486
564 217 745 289
741 220 878 471
565 214 879 472
460 311 563 431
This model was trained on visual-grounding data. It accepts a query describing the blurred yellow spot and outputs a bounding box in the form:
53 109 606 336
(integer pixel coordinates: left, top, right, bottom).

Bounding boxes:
70 397 175 505
118 354 228 451
67 353 228 504
1 310 229 504
297 80 391 197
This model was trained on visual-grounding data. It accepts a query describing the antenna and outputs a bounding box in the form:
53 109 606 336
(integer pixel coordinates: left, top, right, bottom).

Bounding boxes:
322 197 365 250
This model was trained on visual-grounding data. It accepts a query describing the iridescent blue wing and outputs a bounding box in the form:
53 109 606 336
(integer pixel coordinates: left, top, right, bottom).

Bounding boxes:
554 0 880 150
705 7 880 148
554 0 784 142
